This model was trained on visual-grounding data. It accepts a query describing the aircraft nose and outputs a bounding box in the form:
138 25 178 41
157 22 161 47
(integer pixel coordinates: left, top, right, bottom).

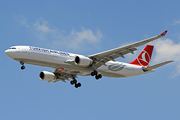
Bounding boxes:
5 50 14 58
5 50 9 55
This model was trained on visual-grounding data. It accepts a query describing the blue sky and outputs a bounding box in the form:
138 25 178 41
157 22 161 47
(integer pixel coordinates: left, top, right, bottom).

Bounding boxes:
1 0 180 120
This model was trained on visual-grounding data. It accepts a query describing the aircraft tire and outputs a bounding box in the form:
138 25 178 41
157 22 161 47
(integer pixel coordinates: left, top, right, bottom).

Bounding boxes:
73 79 77 84
77 83 81 87
91 72 95 76
98 74 102 79
94 71 98 75
95 75 99 80
70 81 74 85
21 66 25 70
75 84 79 88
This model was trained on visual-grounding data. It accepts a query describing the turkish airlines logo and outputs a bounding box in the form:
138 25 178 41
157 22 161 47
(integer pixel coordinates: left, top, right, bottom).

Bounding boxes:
137 50 150 66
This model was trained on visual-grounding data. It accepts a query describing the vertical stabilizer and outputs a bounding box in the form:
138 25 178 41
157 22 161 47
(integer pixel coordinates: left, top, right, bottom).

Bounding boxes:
129 45 154 66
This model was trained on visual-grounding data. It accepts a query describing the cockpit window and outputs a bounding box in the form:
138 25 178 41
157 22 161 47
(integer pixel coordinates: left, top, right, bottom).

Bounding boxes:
9 47 16 49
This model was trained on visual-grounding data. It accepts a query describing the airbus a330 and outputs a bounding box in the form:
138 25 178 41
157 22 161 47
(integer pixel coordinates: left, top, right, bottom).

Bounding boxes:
5 30 173 88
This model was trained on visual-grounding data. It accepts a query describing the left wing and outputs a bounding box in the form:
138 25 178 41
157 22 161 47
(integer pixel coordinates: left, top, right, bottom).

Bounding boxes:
88 30 168 68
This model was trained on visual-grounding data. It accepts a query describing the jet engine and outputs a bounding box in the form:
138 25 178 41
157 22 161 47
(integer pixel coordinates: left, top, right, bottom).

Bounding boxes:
39 71 55 81
74 56 93 67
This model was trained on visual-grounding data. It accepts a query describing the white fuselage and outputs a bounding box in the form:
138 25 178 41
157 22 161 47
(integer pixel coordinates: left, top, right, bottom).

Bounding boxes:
5 46 153 78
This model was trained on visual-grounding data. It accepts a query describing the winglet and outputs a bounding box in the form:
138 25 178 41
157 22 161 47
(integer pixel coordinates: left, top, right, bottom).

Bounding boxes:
160 30 168 36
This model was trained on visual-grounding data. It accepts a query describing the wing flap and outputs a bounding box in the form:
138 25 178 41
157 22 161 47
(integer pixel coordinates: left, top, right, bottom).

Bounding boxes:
143 60 174 71
95 48 137 68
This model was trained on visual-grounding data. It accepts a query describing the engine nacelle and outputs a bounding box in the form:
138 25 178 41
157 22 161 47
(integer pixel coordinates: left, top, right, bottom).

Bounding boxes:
39 71 55 81
74 56 93 67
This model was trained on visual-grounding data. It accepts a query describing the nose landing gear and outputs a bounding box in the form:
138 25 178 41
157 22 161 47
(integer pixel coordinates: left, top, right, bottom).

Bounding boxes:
20 61 25 70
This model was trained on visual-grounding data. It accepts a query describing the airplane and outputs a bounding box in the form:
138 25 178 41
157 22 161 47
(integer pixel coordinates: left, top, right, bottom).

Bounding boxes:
5 30 173 88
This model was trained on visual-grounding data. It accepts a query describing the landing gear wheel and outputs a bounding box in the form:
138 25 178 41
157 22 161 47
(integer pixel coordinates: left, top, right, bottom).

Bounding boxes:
77 83 81 87
21 66 25 70
98 74 102 79
70 81 75 85
20 61 25 70
75 83 81 88
70 78 81 88
91 70 97 76
91 70 103 80
94 71 98 76
20 61 24 65
91 72 95 76
73 79 77 84
95 74 102 80
95 75 99 80
75 84 78 88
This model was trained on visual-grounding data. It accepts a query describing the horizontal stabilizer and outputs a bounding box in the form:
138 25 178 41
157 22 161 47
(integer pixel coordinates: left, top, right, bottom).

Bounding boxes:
143 60 174 72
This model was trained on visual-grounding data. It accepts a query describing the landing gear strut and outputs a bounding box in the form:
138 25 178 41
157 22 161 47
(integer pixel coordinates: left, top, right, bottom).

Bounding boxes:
70 78 81 88
20 61 25 70
91 70 102 80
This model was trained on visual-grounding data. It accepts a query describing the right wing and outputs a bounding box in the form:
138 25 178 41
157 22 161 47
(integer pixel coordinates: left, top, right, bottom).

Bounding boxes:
88 30 168 68
143 60 174 72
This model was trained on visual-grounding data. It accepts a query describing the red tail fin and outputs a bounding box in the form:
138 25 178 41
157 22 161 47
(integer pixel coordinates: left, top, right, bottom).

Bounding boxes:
129 45 154 66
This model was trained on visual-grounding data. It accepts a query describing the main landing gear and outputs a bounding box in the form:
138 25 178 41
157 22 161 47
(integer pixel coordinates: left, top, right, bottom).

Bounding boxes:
91 70 102 80
70 78 81 88
20 61 25 70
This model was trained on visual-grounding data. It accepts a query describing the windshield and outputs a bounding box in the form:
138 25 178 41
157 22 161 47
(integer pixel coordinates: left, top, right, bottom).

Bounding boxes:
9 47 16 49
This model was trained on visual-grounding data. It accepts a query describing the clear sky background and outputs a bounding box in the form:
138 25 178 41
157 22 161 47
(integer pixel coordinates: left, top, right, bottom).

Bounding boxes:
1 0 180 120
